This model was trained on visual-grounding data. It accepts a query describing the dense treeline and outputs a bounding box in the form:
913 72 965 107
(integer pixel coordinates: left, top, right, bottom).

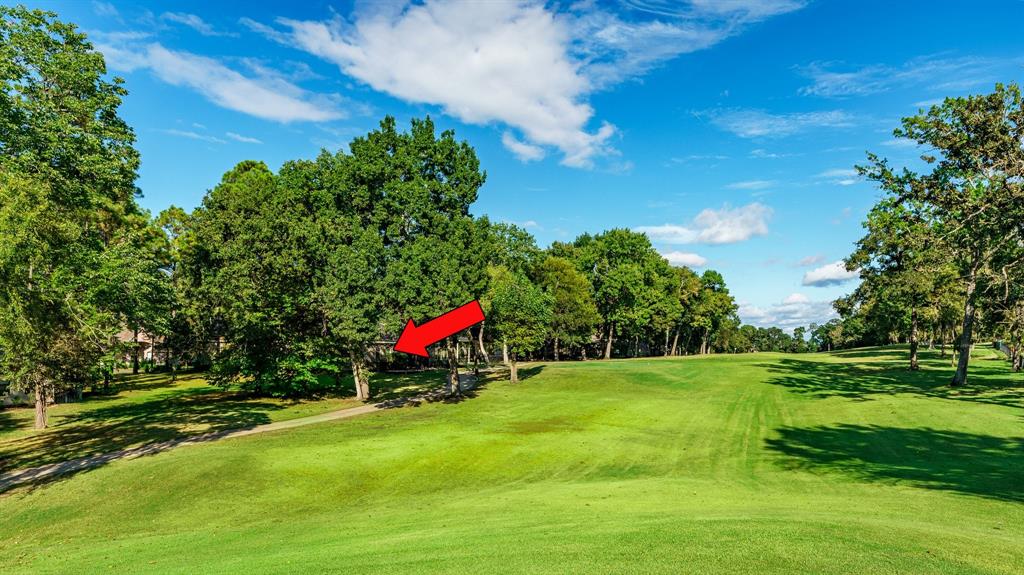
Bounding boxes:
0 8 767 429
169 117 753 397
823 84 1024 382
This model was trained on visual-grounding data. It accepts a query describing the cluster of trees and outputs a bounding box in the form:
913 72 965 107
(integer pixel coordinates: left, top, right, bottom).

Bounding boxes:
0 8 758 429
828 84 1024 383
0 7 174 429
170 134 747 395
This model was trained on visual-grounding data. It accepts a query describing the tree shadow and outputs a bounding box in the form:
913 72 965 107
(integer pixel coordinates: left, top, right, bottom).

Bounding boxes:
373 372 492 408
0 387 285 477
0 409 22 434
110 371 201 393
760 351 1023 410
0 369 495 493
765 424 1024 503
517 365 545 381
369 370 450 403
826 347 911 360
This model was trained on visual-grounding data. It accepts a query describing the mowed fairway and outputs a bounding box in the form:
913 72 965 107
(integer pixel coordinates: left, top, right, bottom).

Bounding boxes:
1 348 1022 574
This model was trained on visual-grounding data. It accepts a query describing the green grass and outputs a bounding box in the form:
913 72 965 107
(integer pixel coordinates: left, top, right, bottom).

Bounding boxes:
1 347 1022 574
0 369 450 472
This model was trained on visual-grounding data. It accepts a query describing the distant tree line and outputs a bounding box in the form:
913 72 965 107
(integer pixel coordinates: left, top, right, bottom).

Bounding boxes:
824 84 1024 383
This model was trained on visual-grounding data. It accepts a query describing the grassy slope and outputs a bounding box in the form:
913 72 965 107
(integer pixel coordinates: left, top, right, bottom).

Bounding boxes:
0 348 1021 574
0 370 448 472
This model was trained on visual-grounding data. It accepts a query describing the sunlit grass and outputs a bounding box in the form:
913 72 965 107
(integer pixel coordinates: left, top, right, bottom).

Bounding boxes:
1 347 1021 574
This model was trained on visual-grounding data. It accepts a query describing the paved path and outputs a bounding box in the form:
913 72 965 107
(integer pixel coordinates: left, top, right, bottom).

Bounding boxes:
0 373 479 492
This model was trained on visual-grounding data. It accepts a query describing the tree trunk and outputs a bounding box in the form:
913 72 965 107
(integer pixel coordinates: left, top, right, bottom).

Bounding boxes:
475 324 489 366
447 339 461 396
132 328 140 374
553 337 560 362
939 326 946 357
670 327 680 356
350 349 370 401
501 340 509 366
700 330 709 355
909 305 920 371
509 357 519 383
604 324 614 360
34 379 47 430
951 258 980 387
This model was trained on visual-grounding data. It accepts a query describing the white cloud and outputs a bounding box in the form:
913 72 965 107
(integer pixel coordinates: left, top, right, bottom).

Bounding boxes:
798 55 1023 98
671 154 729 163
225 132 263 144
502 132 546 162
638 202 772 245
246 0 803 167
725 179 776 190
162 129 226 144
815 167 859 186
749 148 794 159
95 41 344 123
162 12 235 37
662 251 707 268
802 260 859 287
783 292 809 304
573 0 805 87
881 138 919 148
739 294 837 330
92 1 119 18
797 254 825 267
267 2 612 167
708 109 855 138
817 168 857 178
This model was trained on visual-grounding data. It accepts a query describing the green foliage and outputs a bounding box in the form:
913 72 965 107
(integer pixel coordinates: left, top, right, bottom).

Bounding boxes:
489 268 552 361
181 117 489 396
852 83 1024 381
0 8 161 426
536 255 599 355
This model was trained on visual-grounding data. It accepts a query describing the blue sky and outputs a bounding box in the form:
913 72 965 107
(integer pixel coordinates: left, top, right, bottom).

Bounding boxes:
26 0 1024 330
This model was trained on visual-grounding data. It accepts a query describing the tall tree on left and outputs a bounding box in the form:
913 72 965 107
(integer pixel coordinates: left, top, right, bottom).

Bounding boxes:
0 7 151 429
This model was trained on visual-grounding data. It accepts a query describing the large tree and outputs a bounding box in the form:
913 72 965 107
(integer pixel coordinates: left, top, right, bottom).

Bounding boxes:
860 84 1024 385
489 269 552 383
353 117 488 395
571 230 663 359
536 255 599 360
0 7 151 428
847 197 947 370
691 271 737 355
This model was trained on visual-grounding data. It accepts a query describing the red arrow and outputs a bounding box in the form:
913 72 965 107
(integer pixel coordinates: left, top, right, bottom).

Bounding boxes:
394 300 486 358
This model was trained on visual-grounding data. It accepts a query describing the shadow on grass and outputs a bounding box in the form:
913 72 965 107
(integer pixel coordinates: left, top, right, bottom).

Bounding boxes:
0 409 22 434
761 350 1023 410
0 368 495 494
370 370 449 404
110 371 199 393
373 370 495 408
766 424 1024 503
0 387 286 477
517 365 545 381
